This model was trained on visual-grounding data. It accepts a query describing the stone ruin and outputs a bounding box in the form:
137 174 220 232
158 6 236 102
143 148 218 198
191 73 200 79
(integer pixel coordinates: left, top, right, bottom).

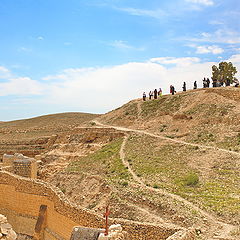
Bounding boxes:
70 224 127 240
2 153 37 179
0 214 17 240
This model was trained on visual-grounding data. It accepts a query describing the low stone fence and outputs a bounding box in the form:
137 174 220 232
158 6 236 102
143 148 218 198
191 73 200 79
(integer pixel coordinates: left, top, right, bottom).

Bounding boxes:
0 171 184 240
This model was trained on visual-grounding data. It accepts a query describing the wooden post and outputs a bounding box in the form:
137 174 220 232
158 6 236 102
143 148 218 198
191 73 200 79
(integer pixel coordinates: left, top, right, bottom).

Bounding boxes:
33 205 47 240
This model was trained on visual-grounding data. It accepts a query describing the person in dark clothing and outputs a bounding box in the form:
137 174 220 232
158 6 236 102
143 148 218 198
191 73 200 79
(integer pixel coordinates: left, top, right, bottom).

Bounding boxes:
212 78 217 87
206 78 210 88
206 78 209 87
182 82 186 91
143 92 146 101
154 89 158 99
193 81 197 89
170 85 175 95
149 91 152 100
203 78 207 88
226 79 231 86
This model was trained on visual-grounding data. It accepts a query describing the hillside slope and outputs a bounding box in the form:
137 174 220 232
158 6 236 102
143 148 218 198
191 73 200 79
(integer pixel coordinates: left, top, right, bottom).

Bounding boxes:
99 87 240 151
0 112 99 158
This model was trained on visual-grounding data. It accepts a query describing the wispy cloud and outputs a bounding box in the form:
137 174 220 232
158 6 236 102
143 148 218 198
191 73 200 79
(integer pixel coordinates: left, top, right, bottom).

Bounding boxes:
114 7 167 19
185 0 214 6
209 20 224 25
109 40 144 51
186 29 240 44
188 44 224 54
0 66 11 79
150 57 201 67
18 47 32 53
196 45 224 54
37 36 44 40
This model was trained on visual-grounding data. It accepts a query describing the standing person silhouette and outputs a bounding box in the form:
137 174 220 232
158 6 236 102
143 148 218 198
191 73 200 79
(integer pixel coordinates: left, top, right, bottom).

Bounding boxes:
149 91 152 100
143 92 146 101
154 89 158 99
206 78 210 88
158 88 162 97
182 82 186 91
170 85 175 95
193 81 197 89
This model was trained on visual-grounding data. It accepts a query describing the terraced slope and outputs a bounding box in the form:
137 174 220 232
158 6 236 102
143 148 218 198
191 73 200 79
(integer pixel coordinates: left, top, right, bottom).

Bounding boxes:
0 112 99 159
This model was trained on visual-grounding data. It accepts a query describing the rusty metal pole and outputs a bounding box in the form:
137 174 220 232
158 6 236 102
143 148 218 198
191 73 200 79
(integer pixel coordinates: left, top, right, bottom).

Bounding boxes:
104 205 110 236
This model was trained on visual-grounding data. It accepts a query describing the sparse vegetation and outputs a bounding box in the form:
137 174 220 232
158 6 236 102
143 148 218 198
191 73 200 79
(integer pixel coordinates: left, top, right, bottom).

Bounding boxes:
125 134 240 221
67 138 132 186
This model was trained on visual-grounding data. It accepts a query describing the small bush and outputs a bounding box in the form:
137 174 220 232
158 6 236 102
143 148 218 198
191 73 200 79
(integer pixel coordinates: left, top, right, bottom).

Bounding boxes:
183 172 199 186
121 181 128 187
153 184 160 189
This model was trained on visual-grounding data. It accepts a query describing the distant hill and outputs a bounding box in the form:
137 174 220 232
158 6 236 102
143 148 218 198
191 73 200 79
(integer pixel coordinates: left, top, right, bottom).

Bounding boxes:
0 112 99 140
0 112 99 157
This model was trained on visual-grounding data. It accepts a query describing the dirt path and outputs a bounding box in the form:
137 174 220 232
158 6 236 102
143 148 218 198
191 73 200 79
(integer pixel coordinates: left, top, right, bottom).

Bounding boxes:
93 120 240 157
94 120 239 239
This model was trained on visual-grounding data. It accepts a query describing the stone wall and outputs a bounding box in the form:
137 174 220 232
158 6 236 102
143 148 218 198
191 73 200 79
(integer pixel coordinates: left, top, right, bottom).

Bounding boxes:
2 154 37 179
0 171 182 240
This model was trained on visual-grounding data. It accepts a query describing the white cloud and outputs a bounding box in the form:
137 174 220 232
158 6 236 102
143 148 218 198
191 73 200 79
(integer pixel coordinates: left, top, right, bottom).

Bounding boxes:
188 29 240 44
41 58 213 113
195 45 224 54
185 0 214 6
115 7 167 19
228 54 240 64
150 57 200 67
37 36 44 40
2 54 240 116
18 47 32 53
42 55 240 113
0 66 11 79
209 20 224 25
109 40 144 51
0 77 43 96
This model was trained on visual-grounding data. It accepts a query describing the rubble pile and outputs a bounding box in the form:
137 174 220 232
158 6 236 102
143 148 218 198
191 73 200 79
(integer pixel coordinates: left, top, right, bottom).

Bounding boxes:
98 224 127 240
0 214 17 240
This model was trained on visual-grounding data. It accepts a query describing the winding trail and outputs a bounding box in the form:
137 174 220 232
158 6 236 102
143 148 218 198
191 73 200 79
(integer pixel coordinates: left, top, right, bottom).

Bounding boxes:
93 120 240 157
93 119 239 240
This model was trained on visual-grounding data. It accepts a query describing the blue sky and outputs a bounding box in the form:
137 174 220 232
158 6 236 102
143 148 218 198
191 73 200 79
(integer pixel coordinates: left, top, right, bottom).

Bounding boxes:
0 0 240 120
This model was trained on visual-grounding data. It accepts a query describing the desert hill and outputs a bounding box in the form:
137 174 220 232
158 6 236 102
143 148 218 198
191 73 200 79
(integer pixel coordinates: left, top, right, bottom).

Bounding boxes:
100 87 240 151
0 112 99 158
1 88 240 239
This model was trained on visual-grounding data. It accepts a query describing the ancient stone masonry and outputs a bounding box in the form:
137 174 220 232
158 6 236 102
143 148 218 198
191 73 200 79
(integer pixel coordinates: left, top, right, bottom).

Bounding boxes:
2 154 37 179
0 214 17 240
0 171 183 240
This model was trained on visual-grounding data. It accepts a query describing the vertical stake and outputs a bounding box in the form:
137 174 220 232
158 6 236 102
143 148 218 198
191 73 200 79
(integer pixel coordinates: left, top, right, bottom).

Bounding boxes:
104 205 110 236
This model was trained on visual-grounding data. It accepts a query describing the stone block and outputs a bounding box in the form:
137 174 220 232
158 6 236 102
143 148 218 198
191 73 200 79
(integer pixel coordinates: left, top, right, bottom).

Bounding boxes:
70 226 104 240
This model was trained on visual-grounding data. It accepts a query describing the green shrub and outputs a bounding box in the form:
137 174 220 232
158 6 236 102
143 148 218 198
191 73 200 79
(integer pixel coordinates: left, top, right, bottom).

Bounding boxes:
121 181 128 187
183 172 199 186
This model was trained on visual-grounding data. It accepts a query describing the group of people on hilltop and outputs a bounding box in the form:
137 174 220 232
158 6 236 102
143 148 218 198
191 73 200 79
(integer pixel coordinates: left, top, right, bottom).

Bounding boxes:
203 78 211 88
142 88 162 101
142 77 239 101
